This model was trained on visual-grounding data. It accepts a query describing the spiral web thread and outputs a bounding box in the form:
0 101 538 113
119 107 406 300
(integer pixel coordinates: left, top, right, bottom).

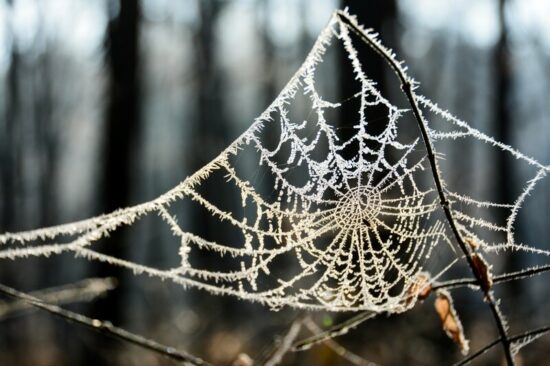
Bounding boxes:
0 9 548 315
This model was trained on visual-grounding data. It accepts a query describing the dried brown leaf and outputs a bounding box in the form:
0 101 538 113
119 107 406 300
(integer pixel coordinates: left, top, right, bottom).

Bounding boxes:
434 290 470 355
405 272 432 306
465 237 479 251
471 253 493 293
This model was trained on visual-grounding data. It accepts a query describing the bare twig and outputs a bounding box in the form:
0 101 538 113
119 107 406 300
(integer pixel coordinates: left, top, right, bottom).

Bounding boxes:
452 339 500 366
292 311 376 351
0 283 211 366
0 277 116 319
335 10 515 366
492 264 550 285
263 318 303 366
453 324 550 366
302 317 377 366
434 263 550 291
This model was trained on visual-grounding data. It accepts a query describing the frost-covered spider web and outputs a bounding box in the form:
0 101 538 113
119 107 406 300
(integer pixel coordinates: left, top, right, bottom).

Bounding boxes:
0 9 549 314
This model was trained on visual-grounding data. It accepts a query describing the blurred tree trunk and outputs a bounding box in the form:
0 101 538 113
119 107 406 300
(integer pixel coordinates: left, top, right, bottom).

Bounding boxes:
340 0 397 88
189 1 228 267
188 0 247 335
191 0 227 169
259 0 276 111
35 52 57 228
0 0 19 356
495 0 512 218
1 24 18 234
495 0 511 193
494 0 519 304
90 0 141 364
102 0 140 214
339 0 397 132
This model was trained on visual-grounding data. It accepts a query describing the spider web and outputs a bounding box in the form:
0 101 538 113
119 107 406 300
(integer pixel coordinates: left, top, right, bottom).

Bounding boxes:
0 9 548 314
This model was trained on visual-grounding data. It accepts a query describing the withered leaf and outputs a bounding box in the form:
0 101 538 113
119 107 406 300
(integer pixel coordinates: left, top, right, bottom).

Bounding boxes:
405 271 432 306
434 290 470 355
465 237 479 251
471 253 493 293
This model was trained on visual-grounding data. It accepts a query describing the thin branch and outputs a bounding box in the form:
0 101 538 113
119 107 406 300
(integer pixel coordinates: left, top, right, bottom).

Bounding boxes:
0 277 117 319
433 263 550 291
453 324 550 366
0 283 211 366
292 311 376 351
302 317 377 366
509 324 550 343
335 10 515 366
493 264 550 284
452 339 500 366
432 278 477 291
262 318 303 366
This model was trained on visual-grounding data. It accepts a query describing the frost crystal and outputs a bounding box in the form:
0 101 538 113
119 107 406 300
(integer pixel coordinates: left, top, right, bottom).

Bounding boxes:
1 10 548 314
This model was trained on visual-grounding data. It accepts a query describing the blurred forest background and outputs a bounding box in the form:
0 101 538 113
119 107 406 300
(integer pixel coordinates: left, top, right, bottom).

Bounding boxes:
0 0 550 365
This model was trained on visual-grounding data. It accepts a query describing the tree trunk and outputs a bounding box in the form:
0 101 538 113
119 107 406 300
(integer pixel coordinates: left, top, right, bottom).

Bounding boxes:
339 0 397 136
89 1 141 364
494 0 519 306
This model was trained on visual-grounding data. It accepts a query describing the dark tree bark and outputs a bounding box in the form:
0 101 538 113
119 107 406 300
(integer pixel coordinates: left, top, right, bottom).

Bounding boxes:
259 0 276 112
1 36 18 234
189 1 227 252
340 1 397 88
89 1 141 364
188 0 235 322
0 0 20 357
1 0 22 235
495 0 512 212
191 0 227 169
35 52 57 228
339 0 397 136
494 0 520 306
102 1 140 214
